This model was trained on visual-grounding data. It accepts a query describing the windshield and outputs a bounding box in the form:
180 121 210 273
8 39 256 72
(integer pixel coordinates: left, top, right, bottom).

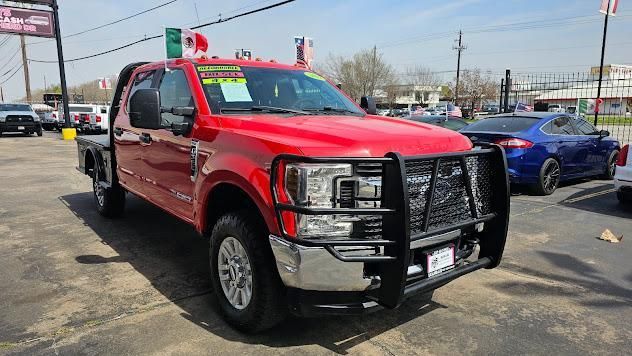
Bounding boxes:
462 116 540 133
196 65 364 115
68 106 94 113
0 104 32 112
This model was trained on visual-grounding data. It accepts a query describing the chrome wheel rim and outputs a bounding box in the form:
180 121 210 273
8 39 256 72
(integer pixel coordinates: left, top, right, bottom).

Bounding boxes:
543 161 560 193
93 177 105 207
217 236 252 310
609 156 617 177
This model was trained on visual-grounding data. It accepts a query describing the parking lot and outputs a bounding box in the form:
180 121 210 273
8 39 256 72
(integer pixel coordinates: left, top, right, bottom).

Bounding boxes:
1 132 631 355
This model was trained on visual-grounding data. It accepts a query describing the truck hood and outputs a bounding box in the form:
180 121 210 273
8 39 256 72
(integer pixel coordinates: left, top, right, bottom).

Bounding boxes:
218 114 473 157
0 111 38 118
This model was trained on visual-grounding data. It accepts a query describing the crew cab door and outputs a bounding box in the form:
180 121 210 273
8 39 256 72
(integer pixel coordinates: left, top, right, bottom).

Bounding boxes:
139 67 196 221
113 69 159 194
572 117 604 175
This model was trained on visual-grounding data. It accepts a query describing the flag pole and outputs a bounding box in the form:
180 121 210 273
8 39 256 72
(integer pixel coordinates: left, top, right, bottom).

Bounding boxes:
594 0 611 126
163 26 169 72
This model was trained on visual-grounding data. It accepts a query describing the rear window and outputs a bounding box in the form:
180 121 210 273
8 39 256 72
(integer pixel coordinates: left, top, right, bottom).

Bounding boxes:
462 116 539 133
68 106 94 113
0 104 32 111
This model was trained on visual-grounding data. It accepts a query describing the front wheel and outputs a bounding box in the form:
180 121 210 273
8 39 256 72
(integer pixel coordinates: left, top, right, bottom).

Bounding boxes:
92 161 125 217
209 212 286 333
534 158 560 195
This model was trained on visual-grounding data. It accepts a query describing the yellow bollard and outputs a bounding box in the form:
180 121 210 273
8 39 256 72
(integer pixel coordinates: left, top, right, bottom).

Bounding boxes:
61 128 77 140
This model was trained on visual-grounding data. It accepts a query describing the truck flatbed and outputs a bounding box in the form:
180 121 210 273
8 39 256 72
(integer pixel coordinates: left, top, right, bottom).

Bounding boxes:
75 134 110 150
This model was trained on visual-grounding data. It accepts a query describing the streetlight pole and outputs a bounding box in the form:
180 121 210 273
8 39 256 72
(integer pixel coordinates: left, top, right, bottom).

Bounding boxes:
594 0 611 126
52 0 71 130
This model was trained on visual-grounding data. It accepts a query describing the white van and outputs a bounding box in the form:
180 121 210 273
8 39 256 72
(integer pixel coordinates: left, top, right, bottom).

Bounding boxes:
548 104 564 113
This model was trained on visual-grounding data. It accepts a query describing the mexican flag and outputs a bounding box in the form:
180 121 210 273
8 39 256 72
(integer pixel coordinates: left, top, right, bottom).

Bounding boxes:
578 99 596 115
165 28 208 59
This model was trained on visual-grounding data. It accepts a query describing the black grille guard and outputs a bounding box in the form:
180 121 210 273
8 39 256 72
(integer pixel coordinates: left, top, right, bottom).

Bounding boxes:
270 144 510 308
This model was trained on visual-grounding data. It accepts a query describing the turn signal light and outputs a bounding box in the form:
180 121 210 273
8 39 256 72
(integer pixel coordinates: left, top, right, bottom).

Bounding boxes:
495 138 534 149
617 145 629 167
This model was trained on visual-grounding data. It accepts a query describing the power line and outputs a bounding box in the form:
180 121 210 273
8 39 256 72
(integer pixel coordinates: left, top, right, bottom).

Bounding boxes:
378 12 632 49
28 0 296 64
0 61 22 78
0 64 23 85
0 47 20 71
64 0 179 39
27 0 179 46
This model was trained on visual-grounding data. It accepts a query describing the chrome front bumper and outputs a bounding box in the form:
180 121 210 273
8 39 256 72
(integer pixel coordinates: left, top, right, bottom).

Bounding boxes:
269 235 380 292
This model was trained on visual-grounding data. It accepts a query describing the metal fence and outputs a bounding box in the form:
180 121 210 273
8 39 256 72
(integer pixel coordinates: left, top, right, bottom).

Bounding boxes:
500 70 632 145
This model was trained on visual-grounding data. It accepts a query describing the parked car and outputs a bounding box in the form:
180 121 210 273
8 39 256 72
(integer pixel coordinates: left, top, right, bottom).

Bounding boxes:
548 104 564 113
377 109 390 116
461 112 620 195
614 144 631 204
75 59 510 333
0 103 42 136
403 115 469 131
40 112 57 131
56 104 108 133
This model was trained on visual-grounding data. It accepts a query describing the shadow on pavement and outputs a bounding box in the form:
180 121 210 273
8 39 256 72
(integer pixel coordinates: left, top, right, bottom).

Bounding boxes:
491 251 632 309
559 183 632 218
61 192 442 354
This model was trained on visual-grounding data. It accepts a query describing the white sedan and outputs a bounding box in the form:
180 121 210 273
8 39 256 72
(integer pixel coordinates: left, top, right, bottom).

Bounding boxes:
614 144 632 204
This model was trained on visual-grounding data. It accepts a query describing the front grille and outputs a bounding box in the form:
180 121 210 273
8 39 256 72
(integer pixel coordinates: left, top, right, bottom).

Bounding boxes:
6 115 34 123
406 154 493 237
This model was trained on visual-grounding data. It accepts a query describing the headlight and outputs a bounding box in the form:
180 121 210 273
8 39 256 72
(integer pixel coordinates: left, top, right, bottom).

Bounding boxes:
33 116 41 122
285 163 353 238
0 117 5 123
279 162 384 239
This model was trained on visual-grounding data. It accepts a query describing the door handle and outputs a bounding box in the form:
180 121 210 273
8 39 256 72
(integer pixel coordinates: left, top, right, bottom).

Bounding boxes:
139 133 152 144
113 127 123 136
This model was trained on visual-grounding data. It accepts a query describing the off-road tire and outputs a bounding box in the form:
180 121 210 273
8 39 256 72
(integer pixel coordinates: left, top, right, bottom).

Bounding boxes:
92 161 125 217
600 150 618 180
36 127 43 136
533 158 560 195
209 211 286 333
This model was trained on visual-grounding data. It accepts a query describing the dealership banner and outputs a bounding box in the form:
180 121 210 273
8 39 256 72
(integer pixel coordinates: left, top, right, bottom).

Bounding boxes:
0 5 54 38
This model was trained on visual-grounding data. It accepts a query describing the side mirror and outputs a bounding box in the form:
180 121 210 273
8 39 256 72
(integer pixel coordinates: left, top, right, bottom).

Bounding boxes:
599 130 610 138
129 89 162 129
360 96 377 115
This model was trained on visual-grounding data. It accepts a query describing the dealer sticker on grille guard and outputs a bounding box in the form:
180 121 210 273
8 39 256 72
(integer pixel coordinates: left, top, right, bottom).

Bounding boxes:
426 245 455 277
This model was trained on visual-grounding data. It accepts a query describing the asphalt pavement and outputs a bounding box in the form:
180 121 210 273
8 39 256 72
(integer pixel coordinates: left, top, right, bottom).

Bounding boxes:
1 132 630 355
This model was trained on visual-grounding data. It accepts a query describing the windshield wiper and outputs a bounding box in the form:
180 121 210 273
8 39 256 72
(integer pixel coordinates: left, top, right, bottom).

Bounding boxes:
220 106 313 115
305 106 364 115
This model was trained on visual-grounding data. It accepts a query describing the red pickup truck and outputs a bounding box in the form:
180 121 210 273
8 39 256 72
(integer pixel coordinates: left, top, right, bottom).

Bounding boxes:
76 58 510 332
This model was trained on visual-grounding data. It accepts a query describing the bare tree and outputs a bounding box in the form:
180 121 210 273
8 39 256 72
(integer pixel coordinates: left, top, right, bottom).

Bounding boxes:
404 65 440 88
321 47 397 101
452 69 496 111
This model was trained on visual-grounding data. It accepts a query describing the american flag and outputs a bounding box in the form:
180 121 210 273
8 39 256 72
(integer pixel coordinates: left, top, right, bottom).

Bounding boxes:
295 36 314 66
446 103 462 118
515 102 533 112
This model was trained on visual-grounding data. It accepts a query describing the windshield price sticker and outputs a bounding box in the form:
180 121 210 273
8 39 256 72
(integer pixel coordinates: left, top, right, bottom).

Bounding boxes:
197 65 241 72
202 78 247 85
200 71 245 79
220 83 253 102
304 72 326 81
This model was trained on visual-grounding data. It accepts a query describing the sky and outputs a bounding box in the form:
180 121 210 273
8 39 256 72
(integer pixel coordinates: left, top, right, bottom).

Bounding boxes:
1 0 631 101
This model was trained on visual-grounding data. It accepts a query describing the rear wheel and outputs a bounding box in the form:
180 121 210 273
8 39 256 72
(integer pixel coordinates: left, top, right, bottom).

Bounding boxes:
209 211 286 333
601 150 618 180
92 161 125 217
534 158 560 195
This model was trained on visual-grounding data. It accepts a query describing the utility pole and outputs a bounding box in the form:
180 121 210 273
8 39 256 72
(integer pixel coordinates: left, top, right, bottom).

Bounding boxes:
594 0 612 126
20 34 32 103
453 30 466 106
0 86 4 102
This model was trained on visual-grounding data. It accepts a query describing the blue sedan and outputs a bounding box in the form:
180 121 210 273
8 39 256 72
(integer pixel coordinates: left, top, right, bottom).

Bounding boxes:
461 112 620 195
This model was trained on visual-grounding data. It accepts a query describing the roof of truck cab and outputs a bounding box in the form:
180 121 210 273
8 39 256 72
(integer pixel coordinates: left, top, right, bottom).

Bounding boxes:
141 58 308 71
